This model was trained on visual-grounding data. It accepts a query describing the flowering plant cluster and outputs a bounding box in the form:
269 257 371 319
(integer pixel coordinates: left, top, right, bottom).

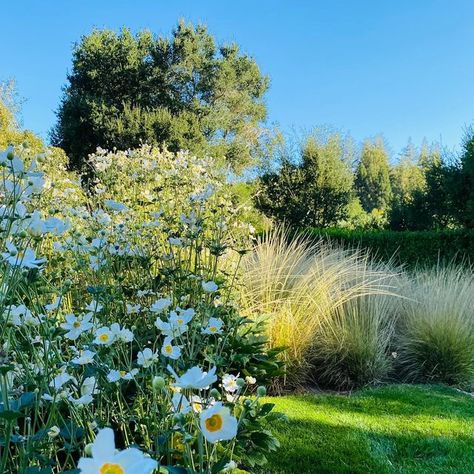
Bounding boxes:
0 145 282 473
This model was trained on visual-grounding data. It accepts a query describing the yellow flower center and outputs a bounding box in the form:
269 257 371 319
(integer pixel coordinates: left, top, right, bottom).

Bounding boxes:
120 370 127 377
73 321 81 328
99 463 124 474
205 413 223 433
165 345 173 354
99 333 109 342
209 326 217 333
192 402 202 413
177 319 184 326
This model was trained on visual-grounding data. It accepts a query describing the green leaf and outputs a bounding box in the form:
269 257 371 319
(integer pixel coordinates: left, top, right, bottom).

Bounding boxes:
0 409 21 421
25 467 53 474
259 403 275 416
0 364 14 375
19 391 36 410
160 467 188 474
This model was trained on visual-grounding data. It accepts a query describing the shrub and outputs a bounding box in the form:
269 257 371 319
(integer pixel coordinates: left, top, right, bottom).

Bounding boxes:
307 227 474 267
240 228 396 389
397 266 474 388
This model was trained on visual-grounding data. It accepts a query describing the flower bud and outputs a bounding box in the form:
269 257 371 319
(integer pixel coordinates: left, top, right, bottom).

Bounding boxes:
47 425 60 438
152 375 166 390
236 378 245 388
84 443 94 456
209 388 220 399
256 386 267 397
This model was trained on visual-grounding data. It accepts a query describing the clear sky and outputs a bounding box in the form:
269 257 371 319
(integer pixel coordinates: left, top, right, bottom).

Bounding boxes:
2 0 474 157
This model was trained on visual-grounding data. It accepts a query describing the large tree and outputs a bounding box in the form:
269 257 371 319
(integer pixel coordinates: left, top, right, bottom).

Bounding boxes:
51 21 269 171
355 138 392 212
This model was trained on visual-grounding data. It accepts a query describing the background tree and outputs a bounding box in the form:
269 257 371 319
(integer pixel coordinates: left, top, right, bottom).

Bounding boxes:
457 129 474 228
355 138 392 213
0 80 43 150
389 141 426 230
255 132 354 228
51 21 269 172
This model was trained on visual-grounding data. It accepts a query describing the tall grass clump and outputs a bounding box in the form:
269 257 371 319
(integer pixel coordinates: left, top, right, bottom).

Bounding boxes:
240 228 398 389
397 266 474 388
312 292 399 389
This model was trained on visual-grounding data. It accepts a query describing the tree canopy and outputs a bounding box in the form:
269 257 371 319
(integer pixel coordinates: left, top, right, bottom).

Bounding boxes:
51 21 269 171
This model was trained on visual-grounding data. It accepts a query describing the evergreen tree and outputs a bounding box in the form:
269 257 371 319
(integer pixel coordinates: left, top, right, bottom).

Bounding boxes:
51 21 269 172
256 133 354 228
355 138 392 212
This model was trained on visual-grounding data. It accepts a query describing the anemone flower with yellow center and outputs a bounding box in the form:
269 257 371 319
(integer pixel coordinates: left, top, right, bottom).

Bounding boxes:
77 427 157 474
199 402 238 443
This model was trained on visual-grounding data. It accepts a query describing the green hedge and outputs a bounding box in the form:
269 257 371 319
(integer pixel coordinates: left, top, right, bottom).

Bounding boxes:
305 228 474 267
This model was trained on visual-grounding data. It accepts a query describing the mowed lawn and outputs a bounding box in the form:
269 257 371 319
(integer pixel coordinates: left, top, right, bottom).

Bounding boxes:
257 385 474 474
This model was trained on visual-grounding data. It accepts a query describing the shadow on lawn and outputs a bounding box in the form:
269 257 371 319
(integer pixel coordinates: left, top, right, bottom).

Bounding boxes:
258 419 474 474
257 386 474 474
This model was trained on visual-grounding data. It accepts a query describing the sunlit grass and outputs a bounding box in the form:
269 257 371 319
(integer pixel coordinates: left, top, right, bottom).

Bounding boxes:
257 384 474 474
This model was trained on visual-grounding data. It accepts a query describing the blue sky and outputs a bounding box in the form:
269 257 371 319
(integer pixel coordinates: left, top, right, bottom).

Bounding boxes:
2 0 474 157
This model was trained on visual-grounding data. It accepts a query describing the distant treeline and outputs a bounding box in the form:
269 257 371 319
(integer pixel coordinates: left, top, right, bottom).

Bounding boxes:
255 131 474 232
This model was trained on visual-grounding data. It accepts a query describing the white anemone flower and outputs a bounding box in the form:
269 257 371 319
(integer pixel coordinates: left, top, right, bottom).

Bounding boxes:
27 211 47 237
160 337 181 360
4 304 32 326
222 374 239 393
104 199 128 212
199 402 238 443
169 365 217 390
171 392 191 414
154 317 188 337
94 327 115 346
45 296 62 312
110 323 134 343
137 348 159 368
77 427 157 474
69 376 98 406
2 242 46 269
71 350 96 365
49 370 76 391
149 297 171 313
106 369 139 383
190 395 204 413
85 300 103 313
202 280 218 293
61 313 94 340
202 317 224 335
126 303 141 314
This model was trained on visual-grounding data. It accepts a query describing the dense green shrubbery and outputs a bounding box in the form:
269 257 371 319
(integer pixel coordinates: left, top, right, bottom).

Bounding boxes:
306 227 474 267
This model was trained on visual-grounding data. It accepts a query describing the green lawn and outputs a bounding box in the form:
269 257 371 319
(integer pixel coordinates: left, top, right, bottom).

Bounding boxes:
257 385 474 474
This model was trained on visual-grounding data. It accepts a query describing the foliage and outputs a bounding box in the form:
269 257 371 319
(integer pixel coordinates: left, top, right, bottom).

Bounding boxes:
457 128 474 228
51 22 270 172
256 385 474 474
255 133 354 228
397 267 474 388
355 138 391 213
306 227 474 267
0 83 43 151
239 228 395 389
0 144 280 473
311 291 400 389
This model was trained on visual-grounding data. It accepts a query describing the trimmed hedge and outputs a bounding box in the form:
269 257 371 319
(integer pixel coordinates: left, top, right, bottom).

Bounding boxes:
306 228 474 267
